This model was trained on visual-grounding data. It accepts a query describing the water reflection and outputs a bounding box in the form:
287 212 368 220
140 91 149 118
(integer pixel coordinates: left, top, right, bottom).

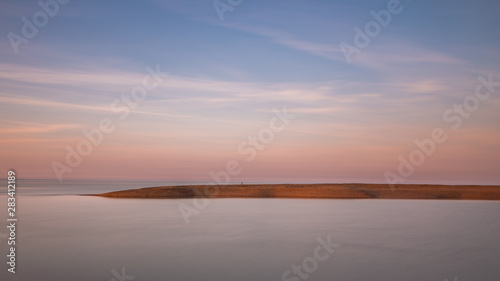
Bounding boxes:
1 196 499 281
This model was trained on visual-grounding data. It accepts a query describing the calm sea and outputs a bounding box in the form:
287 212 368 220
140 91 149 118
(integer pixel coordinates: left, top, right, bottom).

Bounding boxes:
0 179 499 281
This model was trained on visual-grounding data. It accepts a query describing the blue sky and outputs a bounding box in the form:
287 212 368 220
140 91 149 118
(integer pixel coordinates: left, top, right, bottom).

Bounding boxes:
1 0 499 184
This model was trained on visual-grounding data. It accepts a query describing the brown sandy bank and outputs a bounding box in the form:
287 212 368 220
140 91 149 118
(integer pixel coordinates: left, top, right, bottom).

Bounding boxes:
93 183 500 200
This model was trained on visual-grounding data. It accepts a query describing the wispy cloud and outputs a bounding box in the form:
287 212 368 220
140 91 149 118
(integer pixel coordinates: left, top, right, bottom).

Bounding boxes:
0 121 82 134
0 93 112 113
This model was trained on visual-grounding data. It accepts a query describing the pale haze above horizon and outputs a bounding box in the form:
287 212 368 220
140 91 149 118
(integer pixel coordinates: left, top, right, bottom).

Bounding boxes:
1 0 499 185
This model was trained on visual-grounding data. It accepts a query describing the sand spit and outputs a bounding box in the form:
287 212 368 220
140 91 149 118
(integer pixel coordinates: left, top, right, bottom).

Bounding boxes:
93 184 500 200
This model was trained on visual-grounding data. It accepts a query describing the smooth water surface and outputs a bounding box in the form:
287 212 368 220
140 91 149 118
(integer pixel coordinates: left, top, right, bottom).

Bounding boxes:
0 180 499 281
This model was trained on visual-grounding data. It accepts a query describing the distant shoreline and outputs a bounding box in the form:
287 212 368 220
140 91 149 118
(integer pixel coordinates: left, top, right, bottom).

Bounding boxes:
93 183 500 200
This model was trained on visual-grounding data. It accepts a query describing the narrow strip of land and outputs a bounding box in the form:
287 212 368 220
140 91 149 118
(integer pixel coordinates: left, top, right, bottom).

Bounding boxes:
93 184 500 200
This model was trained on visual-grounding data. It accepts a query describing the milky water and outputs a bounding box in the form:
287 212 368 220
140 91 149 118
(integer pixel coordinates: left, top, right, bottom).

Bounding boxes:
0 180 499 281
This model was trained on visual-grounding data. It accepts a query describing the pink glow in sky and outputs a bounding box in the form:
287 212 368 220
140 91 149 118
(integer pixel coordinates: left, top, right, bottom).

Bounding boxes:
1 0 499 185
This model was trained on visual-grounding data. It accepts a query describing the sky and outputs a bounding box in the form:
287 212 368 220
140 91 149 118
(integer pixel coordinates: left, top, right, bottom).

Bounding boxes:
0 0 499 184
